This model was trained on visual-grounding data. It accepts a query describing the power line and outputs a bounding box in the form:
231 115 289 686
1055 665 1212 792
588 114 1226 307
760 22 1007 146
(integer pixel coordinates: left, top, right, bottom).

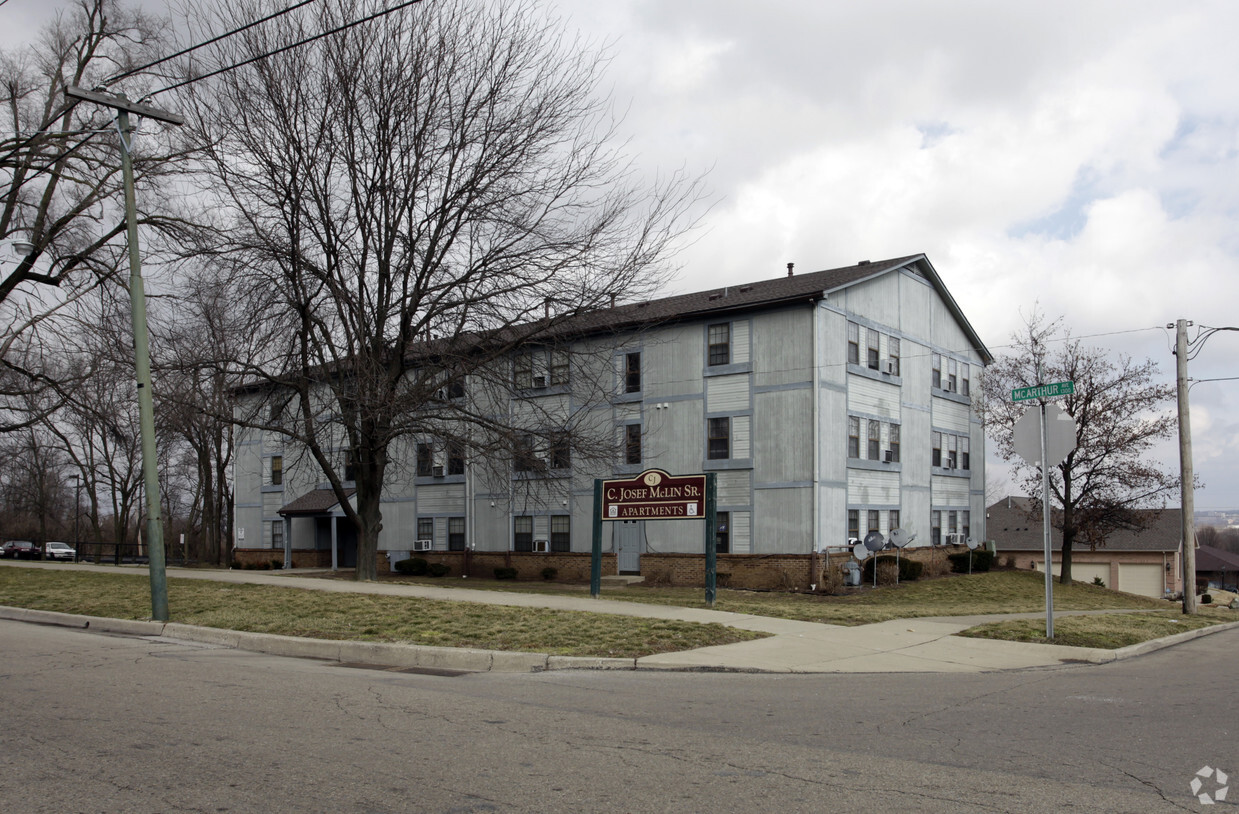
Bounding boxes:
148 0 427 98
102 0 321 87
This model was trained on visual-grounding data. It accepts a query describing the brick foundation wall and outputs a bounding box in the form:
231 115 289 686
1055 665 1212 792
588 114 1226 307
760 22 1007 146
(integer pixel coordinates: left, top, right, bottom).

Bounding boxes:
232 548 331 569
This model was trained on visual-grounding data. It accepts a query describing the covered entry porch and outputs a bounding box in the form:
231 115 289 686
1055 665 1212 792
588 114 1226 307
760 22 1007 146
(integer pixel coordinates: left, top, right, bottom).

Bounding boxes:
278 488 358 570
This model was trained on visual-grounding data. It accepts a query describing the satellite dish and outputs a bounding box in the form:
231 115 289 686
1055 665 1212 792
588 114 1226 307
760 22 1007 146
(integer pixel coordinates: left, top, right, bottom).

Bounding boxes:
889 528 915 549
863 530 885 553
966 536 979 550
852 542 870 561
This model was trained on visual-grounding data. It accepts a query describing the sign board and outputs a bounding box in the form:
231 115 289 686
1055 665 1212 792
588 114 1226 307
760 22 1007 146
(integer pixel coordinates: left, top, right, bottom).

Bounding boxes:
1013 402 1077 467
1012 381 1074 402
600 469 706 520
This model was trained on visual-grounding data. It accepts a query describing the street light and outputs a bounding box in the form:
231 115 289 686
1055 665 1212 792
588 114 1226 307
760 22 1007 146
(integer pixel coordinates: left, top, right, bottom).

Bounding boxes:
70 474 82 562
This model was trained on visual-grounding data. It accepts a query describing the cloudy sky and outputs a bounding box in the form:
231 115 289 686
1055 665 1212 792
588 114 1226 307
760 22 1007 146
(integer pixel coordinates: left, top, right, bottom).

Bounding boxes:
7 0 1239 509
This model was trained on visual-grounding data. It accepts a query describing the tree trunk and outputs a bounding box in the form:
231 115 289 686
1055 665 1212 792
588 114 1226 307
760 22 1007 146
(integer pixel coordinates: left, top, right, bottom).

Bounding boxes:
1059 530 1074 586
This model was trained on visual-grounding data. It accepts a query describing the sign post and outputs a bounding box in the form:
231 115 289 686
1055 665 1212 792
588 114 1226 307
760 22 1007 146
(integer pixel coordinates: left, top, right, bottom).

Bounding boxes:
592 469 716 604
1011 380 1077 640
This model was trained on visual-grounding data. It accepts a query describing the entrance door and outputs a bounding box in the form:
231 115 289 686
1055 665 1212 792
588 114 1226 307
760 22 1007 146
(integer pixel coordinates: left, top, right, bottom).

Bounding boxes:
336 518 358 568
616 521 643 573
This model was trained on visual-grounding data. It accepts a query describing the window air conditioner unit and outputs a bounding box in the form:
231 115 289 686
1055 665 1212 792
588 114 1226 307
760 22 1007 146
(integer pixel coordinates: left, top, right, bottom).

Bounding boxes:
533 456 548 468
435 388 448 401
432 465 444 478
881 360 895 375
945 382 956 393
532 540 550 553
413 539 433 552
884 450 894 463
532 375 547 388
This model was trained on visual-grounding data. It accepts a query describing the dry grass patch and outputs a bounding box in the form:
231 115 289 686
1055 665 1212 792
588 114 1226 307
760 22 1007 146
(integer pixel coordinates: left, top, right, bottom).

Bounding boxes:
381 569 1168 626
0 568 763 658
957 609 1235 649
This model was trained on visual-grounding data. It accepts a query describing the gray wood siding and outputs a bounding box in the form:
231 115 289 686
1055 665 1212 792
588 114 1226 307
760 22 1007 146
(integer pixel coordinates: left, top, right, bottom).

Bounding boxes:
732 414 752 459
732 319 751 365
754 307 811 388
847 375 901 420
753 489 809 553
932 478 971 506
754 389 811 483
717 470 751 506
418 484 466 514
732 510 752 553
848 469 901 506
706 374 750 412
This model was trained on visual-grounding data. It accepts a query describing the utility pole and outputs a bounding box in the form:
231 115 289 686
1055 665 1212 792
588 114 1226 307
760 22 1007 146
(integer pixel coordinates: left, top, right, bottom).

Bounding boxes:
65 86 183 622
1173 319 1197 615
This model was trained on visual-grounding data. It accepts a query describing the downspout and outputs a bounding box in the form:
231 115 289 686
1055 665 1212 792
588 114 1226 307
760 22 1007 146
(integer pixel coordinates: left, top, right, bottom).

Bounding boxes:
811 297 822 585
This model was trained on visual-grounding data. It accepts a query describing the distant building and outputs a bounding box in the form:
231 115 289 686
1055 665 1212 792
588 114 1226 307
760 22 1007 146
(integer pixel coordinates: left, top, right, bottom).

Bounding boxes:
988 497 1181 598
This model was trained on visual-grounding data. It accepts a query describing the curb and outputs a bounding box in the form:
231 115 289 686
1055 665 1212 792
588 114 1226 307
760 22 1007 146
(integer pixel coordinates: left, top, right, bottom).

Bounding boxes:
1090 619 1239 663
0 606 634 673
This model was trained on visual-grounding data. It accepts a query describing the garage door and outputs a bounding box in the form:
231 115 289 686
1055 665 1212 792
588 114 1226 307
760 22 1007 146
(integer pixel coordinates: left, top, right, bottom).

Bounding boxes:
1118 563 1166 598
1034 561 1110 586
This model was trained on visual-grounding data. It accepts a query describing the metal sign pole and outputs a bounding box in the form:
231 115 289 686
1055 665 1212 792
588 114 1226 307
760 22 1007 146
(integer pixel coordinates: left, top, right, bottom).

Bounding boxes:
704 473 717 607
1040 397 1054 639
591 479 603 598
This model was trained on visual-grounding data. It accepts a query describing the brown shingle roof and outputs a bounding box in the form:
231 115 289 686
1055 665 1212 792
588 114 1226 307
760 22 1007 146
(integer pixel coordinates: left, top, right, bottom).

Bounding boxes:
279 487 355 516
1196 545 1239 572
987 496 1182 553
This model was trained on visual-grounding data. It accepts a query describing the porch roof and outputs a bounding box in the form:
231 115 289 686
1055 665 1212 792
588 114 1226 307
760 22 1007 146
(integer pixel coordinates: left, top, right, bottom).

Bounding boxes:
278 487 355 517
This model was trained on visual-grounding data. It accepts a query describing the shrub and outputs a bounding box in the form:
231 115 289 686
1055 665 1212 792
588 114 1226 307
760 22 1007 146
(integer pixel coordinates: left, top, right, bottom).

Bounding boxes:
1092 576 1106 587
229 560 242 570
861 555 923 583
428 562 450 577
540 566 558 581
493 566 518 580
1202 593 1213 604
947 550 994 573
271 559 283 570
394 557 428 576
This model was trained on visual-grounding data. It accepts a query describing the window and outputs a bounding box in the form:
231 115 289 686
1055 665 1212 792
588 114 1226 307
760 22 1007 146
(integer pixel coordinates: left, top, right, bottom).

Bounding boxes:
932 511 942 546
888 425 900 463
447 440 465 476
932 354 942 389
947 358 958 393
867 328 880 370
448 517 466 551
551 515 570 552
960 363 970 396
513 516 533 552
514 352 533 389
848 322 860 365
514 435 538 472
961 511 971 541
848 416 860 459
948 511 958 537
344 448 358 482
446 376 465 400
931 432 942 468
625 424 642 465
707 323 730 366
270 455 283 486
947 435 958 470
961 436 970 471
707 417 730 459
867 420 881 460
889 509 900 531
550 350 570 386
624 352 641 394
416 443 434 477
868 510 880 535
271 520 283 550
715 511 730 553
848 510 860 540
888 337 900 377
550 433 571 470
417 518 434 544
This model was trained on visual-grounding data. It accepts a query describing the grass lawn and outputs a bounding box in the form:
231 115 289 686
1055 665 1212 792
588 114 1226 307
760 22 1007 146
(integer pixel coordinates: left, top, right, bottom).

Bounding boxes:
377 569 1173 625
958 609 1236 649
0 567 764 659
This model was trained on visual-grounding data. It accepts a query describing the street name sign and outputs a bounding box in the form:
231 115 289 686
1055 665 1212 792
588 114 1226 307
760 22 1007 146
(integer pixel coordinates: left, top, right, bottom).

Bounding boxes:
1012 381 1075 402
600 469 706 520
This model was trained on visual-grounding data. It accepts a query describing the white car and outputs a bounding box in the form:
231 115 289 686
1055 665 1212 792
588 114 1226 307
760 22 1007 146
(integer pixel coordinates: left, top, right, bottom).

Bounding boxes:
44 541 76 561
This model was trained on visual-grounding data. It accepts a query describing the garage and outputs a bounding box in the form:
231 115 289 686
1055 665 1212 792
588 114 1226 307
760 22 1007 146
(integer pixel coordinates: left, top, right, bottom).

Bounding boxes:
1117 563 1167 598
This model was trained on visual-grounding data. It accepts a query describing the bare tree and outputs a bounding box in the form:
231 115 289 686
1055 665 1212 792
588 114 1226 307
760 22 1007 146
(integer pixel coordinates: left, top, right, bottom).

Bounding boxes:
980 313 1179 584
176 0 701 580
0 0 190 431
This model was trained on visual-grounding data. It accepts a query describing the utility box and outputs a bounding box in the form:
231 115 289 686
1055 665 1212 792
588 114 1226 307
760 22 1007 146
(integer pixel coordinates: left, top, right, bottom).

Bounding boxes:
842 561 861 587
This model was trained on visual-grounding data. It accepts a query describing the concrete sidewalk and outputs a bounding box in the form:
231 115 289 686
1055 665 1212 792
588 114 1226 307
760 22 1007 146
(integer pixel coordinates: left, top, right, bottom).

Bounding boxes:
4 561 1236 673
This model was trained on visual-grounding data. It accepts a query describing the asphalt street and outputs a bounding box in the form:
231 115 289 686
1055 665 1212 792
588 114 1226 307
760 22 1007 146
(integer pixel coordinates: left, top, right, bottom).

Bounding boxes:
1 619 1235 813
